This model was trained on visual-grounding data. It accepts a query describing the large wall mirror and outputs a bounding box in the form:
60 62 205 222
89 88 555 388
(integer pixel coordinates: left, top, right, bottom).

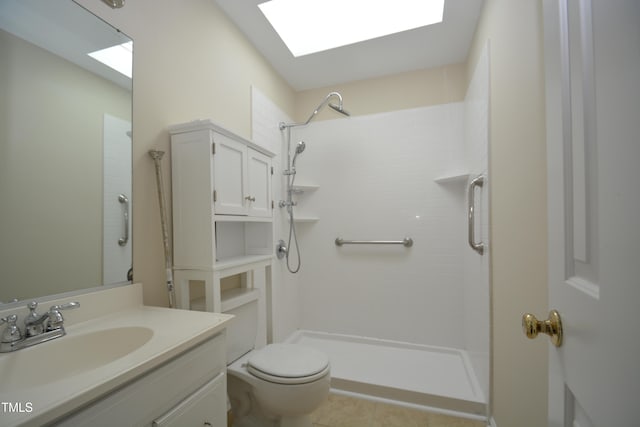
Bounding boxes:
0 0 133 305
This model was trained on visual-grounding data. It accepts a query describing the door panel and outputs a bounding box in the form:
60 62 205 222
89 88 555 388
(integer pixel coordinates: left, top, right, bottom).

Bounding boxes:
247 149 272 217
544 0 640 426
214 134 247 215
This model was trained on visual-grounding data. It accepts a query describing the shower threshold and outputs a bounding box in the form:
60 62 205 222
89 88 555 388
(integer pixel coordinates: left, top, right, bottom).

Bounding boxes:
285 330 486 419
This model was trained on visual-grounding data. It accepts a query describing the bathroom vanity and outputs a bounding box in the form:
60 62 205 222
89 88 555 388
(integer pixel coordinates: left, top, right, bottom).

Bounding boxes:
0 284 232 427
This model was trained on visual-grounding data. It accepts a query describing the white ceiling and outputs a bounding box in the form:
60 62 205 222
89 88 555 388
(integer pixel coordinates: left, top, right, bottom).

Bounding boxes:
215 0 485 91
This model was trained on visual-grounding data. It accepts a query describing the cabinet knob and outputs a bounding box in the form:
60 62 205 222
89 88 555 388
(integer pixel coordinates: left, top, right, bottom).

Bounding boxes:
244 195 256 202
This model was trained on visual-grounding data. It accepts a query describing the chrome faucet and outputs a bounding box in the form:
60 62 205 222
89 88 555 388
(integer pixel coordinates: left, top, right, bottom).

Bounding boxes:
0 315 23 350
24 301 46 336
0 301 80 353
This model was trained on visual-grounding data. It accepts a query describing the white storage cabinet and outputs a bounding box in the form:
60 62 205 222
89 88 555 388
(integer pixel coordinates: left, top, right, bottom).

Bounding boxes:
169 120 274 315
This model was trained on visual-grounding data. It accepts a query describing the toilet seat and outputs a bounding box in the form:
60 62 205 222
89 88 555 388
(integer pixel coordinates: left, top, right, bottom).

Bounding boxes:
247 344 330 385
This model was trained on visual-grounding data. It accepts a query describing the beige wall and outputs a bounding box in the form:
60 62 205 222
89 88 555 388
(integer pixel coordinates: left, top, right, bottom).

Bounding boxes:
294 63 467 122
0 29 130 301
467 1 549 426
75 0 296 306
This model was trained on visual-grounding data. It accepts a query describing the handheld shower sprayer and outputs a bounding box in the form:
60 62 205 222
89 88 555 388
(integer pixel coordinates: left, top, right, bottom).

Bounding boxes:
279 91 349 274
296 140 307 154
284 141 306 176
292 141 306 168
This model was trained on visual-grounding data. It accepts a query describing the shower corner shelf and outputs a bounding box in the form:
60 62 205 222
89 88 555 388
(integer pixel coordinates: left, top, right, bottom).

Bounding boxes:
290 184 319 194
289 216 319 223
434 172 469 184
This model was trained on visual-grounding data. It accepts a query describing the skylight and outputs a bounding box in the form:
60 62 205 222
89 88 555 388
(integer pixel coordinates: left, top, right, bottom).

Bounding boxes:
258 0 445 57
88 41 133 78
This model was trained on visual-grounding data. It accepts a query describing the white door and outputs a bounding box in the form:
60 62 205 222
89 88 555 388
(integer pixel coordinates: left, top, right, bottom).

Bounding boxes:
542 0 640 426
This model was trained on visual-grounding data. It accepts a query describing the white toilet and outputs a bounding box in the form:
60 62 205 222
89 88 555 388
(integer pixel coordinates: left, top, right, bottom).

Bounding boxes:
224 291 330 427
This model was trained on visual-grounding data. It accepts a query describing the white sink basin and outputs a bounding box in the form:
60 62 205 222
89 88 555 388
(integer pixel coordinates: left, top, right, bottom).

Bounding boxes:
0 326 153 390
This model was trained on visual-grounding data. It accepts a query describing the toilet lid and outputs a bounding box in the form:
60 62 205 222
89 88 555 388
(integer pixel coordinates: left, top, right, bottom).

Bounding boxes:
247 344 330 385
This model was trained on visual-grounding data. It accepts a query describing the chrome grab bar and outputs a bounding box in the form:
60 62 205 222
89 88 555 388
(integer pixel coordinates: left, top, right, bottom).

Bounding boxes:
335 237 413 247
468 175 484 255
118 194 129 247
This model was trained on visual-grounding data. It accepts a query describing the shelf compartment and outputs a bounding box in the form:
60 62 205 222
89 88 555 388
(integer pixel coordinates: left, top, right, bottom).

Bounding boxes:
215 254 273 274
221 287 260 312
214 215 272 223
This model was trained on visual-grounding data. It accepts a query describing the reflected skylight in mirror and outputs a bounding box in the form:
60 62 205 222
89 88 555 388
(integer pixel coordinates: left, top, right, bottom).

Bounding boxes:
88 41 133 78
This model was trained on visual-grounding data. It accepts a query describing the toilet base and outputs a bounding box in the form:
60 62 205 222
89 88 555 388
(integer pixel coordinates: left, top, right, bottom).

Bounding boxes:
227 347 330 427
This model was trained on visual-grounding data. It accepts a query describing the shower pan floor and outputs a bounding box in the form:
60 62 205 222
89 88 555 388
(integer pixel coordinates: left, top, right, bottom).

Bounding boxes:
286 330 486 418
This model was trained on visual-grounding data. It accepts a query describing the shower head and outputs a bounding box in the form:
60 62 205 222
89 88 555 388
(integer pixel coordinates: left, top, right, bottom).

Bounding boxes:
329 102 350 117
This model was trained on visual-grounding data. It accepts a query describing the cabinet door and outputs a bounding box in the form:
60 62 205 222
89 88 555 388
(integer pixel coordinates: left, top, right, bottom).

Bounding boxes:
152 372 227 427
247 149 272 217
214 134 247 215
55 334 226 427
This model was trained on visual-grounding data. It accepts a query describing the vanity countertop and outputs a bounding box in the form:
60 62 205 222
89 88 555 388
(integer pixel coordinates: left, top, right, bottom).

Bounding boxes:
0 284 233 427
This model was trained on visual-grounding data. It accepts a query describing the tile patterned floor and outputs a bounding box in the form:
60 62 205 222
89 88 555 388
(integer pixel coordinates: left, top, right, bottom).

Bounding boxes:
311 394 486 427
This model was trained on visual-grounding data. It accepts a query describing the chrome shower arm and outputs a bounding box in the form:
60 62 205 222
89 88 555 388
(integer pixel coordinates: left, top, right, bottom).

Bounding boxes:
279 92 347 130
303 92 344 125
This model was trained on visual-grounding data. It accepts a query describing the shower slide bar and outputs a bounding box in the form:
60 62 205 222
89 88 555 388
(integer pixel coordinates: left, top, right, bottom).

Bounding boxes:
335 237 413 247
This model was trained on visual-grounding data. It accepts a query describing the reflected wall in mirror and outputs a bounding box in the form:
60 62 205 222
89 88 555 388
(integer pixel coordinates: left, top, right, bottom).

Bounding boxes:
0 0 133 304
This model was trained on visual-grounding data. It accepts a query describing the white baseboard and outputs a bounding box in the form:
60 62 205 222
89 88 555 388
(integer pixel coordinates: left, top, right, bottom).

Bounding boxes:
488 416 498 427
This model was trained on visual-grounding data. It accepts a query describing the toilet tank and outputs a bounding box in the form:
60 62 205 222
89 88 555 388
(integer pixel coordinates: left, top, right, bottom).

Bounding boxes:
222 288 260 363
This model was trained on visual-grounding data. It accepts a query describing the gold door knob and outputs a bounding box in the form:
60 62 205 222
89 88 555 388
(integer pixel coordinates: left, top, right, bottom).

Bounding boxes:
522 309 563 347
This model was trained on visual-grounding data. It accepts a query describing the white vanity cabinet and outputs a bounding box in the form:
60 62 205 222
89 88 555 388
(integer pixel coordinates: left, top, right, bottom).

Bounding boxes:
169 120 274 318
54 332 227 427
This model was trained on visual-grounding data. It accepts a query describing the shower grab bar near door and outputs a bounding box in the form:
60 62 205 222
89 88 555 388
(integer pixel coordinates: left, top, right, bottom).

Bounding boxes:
335 237 413 247
118 193 129 247
468 175 484 255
